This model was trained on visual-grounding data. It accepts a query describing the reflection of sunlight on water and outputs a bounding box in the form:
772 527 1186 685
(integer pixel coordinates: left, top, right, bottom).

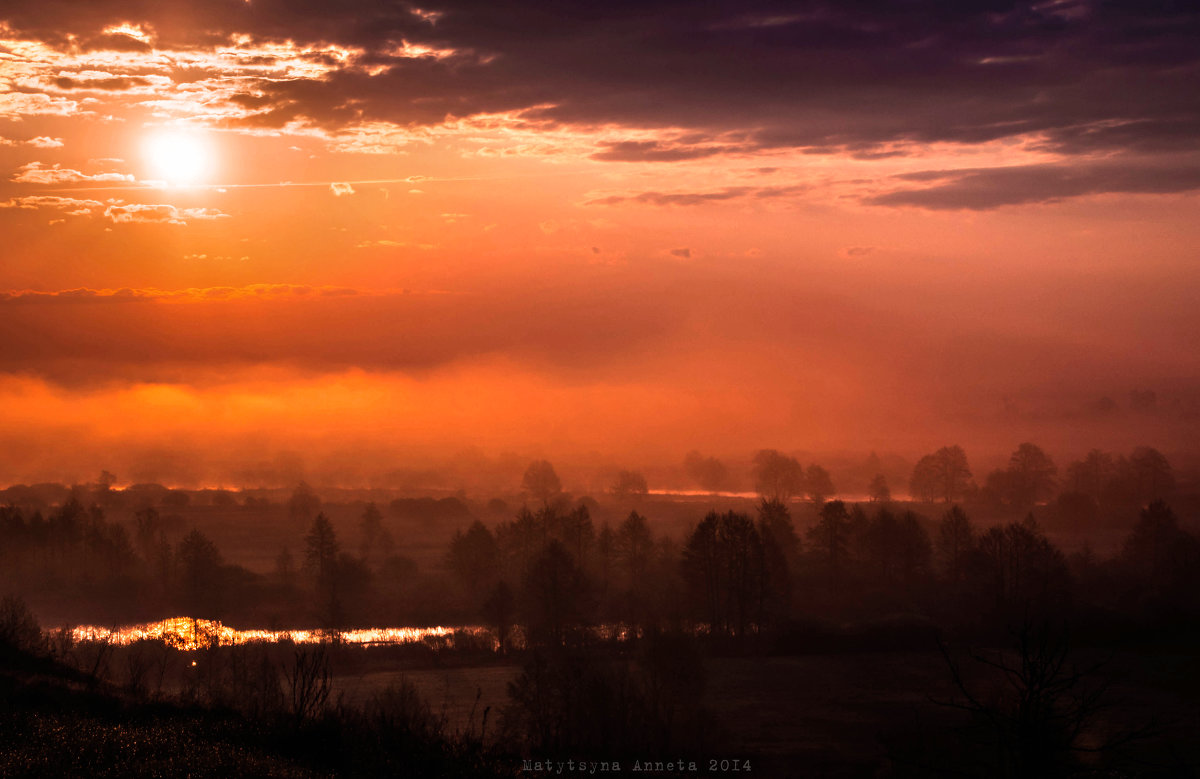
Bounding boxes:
648 489 880 502
71 617 492 651
71 619 651 651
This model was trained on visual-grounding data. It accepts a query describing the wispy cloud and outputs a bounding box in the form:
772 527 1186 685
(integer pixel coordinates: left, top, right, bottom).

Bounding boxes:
12 162 134 185
2 195 230 224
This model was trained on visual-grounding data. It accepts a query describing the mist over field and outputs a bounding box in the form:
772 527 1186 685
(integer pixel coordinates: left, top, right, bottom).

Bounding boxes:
2 0 1199 775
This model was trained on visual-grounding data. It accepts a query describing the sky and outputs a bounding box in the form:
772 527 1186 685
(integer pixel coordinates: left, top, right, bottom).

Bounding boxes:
1 0 1198 488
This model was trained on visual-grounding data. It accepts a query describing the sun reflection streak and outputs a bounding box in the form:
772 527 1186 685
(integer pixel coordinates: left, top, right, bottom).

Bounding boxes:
71 617 491 651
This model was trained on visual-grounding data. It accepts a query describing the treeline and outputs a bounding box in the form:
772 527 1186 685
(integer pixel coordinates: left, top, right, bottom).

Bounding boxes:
439 497 1200 649
2 488 1198 645
687 443 1183 524
902 442 1177 517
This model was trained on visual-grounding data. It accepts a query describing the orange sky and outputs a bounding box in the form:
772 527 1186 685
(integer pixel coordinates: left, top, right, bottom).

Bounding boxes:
1 3 1198 487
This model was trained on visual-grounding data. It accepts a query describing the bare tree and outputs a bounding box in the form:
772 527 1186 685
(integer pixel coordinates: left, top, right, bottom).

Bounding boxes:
934 620 1150 778
285 644 331 724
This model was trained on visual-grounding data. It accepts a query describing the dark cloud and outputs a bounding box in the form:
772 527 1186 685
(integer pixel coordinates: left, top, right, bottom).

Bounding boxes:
587 188 753 207
51 75 151 90
79 32 154 52
867 160 1200 209
586 185 806 206
590 140 737 162
2 1 1196 160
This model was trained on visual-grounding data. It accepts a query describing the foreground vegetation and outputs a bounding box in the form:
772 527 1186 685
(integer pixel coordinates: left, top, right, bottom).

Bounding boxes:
0 596 511 778
1 444 1198 775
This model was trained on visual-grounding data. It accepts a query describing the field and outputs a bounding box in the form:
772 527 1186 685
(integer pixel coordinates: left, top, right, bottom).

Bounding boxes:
320 647 1200 776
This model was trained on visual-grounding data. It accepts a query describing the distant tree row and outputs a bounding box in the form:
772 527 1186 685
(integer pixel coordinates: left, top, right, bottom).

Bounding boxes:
909 443 1175 509
750 450 836 503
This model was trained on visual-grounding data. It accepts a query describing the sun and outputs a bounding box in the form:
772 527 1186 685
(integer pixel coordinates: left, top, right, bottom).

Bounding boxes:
144 131 214 186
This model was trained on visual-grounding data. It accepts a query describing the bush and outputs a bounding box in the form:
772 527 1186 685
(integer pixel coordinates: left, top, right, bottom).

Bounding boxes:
0 594 45 657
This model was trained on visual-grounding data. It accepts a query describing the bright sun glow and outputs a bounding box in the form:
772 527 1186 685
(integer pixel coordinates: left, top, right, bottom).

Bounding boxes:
144 132 214 185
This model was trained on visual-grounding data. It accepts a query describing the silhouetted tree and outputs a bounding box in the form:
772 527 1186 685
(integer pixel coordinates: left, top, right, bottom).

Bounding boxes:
611 470 649 500
1118 500 1200 608
0 595 45 657
522 460 562 505
807 500 850 587
752 449 804 502
615 511 653 591
358 502 393 565
1128 446 1174 501
595 521 615 608
1065 449 1114 499
936 506 975 583
275 546 297 591
910 445 972 503
496 507 545 582
482 580 516 653
303 513 340 590
680 511 764 638
48 498 84 559
177 529 223 618
133 506 163 564
560 504 595 566
288 481 321 522
868 473 891 502
680 514 721 632
895 511 932 585
683 450 731 493
94 470 117 507
804 464 835 504
934 620 1134 778
974 516 1070 618
520 540 592 647
861 508 931 588
446 520 500 604
505 633 709 758
755 500 795 620
757 499 800 565
988 443 1057 509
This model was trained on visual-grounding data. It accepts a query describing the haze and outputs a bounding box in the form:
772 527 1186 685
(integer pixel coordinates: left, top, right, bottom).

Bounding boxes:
2 1 1198 488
